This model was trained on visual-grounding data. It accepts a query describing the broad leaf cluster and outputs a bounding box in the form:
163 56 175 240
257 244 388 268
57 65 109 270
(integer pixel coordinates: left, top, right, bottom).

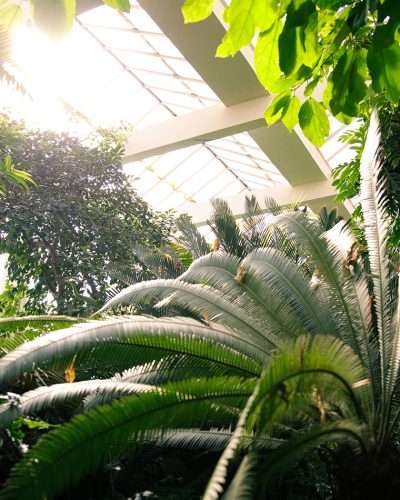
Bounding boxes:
183 0 400 145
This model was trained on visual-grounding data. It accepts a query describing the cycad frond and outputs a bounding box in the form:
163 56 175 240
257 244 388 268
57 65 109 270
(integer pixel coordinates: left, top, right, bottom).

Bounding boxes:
176 213 210 258
221 452 258 500
0 316 262 387
203 382 261 500
359 112 393 398
0 380 153 428
100 280 279 349
208 198 247 258
0 377 254 500
180 252 303 340
275 211 373 371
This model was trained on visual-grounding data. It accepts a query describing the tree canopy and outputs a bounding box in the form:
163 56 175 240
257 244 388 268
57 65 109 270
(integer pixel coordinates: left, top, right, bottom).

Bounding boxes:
0 116 174 315
183 0 400 145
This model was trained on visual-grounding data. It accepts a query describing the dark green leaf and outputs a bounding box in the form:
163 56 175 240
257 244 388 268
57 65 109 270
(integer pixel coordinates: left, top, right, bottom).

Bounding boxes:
328 49 368 117
367 42 400 102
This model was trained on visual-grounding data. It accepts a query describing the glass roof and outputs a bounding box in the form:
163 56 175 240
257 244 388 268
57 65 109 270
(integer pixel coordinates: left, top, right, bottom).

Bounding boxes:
1 0 355 214
124 131 288 212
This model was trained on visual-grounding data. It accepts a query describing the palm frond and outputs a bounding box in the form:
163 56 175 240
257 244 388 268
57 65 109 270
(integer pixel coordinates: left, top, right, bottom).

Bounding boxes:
0 316 262 386
0 315 79 335
99 280 278 350
0 380 153 428
180 253 302 340
359 112 393 399
221 452 258 500
203 382 261 500
275 211 373 371
243 248 336 336
175 213 210 259
208 198 247 258
0 377 254 500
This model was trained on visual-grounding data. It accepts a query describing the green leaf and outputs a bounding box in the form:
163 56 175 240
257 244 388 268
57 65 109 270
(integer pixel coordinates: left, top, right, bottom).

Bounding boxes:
0 1 24 27
255 20 293 94
328 49 368 117
102 0 130 12
298 98 330 146
182 0 215 22
367 42 400 102
278 1 319 76
304 77 320 97
216 0 278 57
32 0 76 35
264 94 291 126
282 95 301 131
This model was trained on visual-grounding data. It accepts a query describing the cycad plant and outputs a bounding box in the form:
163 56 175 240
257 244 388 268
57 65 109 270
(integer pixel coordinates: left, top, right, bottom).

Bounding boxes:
0 114 398 499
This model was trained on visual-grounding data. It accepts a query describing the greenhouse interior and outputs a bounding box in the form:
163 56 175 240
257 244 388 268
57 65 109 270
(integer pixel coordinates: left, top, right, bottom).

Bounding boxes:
0 1 399 499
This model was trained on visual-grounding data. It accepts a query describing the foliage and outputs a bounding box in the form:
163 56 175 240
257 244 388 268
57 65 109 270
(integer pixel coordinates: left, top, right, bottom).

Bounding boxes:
0 0 129 37
333 104 400 251
0 115 174 315
182 0 400 146
0 115 397 499
0 155 34 196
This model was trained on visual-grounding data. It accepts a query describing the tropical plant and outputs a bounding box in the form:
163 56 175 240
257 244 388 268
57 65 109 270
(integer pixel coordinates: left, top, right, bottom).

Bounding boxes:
0 0 130 37
333 103 400 252
113 195 318 292
182 0 400 146
0 114 397 499
0 115 174 315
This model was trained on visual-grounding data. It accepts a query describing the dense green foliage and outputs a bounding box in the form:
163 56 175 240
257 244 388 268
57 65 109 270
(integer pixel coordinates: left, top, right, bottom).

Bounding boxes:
183 0 400 146
0 116 173 315
0 116 398 499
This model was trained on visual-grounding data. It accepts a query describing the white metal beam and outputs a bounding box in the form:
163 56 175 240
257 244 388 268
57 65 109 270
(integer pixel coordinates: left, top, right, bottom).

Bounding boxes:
179 180 350 225
124 96 271 162
134 0 335 188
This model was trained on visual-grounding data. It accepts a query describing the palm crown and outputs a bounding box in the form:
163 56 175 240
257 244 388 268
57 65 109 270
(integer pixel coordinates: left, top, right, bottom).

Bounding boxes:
0 114 398 500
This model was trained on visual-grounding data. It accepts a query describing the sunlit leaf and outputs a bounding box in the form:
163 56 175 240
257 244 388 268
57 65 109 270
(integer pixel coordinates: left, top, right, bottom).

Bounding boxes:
32 0 76 36
216 0 278 57
182 0 215 22
255 20 293 94
299 98 330 146
103 0 130 11
264 94 291 126
0 1 24 27
282 95 301 131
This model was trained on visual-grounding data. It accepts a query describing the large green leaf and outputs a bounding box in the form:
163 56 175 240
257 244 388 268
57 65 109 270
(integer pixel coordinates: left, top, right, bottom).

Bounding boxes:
367 42 400 102
298 98 330 146
182 0 215 22
255 20 293 94
328 49 368 117
264 94 291 126
216 0 278 57
32 0 75 36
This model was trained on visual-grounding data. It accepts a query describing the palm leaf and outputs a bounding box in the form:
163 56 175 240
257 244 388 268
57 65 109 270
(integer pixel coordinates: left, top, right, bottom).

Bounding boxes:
0 316 262 386
0 377 254 500
0 380 154 428
99 280 278 349
359 112 392 399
